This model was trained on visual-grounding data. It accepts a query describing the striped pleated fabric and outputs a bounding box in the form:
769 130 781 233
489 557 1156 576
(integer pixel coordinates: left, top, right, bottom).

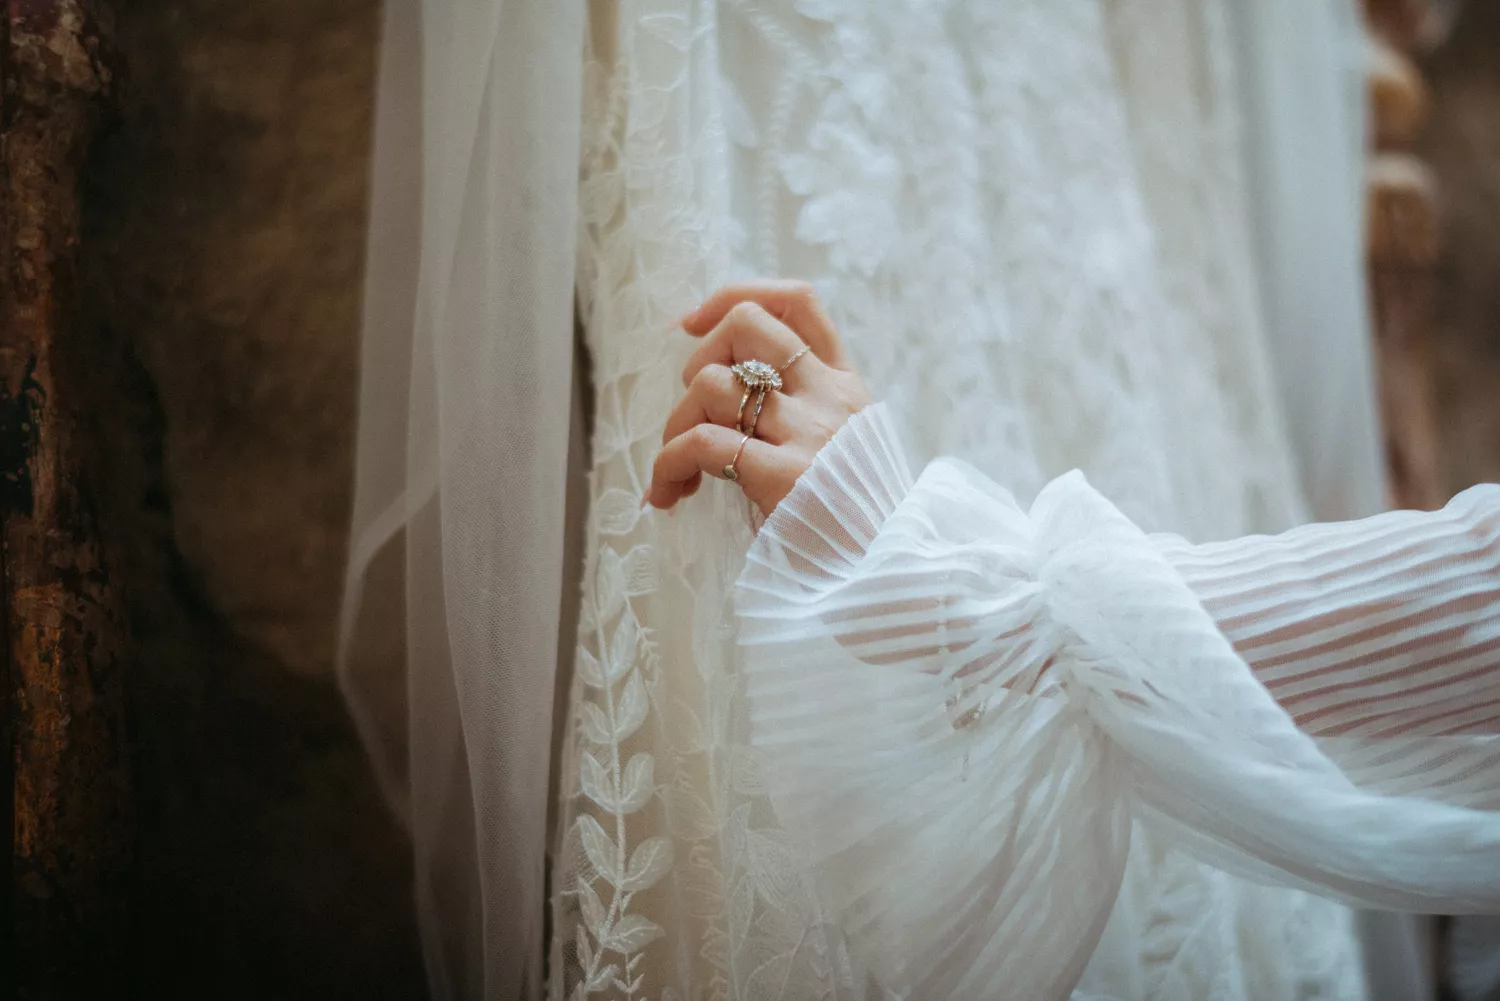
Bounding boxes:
736 404 1500 1001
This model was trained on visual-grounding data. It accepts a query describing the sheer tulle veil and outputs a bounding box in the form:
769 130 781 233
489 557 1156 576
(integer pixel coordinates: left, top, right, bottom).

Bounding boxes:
337 1 585 998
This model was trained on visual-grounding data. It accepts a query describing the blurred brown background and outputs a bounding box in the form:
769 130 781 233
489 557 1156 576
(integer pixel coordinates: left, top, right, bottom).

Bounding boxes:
1422 2 1500 494
2 0 1498 997
71 0 422 994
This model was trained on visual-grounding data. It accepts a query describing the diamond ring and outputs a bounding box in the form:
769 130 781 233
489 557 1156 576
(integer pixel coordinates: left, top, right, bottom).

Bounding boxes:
732 360 784 437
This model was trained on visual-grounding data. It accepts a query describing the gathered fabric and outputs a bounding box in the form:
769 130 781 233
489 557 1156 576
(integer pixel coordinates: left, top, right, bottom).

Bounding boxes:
739 404 1500 1001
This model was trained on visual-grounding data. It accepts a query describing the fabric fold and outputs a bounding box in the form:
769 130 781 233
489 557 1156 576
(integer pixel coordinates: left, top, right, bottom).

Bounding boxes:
738 404 1500 1000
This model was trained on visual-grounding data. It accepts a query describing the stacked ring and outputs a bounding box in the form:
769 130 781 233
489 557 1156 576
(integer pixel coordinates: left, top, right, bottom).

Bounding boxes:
731 359 784 438
781 344 811 373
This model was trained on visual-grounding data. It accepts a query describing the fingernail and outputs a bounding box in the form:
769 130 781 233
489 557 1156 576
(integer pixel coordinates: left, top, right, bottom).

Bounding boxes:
640 492 653 510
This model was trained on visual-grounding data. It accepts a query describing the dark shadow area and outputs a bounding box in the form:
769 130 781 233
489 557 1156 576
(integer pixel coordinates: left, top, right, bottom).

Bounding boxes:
73 0 423 994
1423 1 1500 494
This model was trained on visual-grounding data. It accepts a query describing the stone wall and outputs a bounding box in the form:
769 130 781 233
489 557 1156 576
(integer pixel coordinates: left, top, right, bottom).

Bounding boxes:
73 0 422 994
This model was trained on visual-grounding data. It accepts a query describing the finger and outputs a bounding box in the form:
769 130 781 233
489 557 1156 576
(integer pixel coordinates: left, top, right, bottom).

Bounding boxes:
662 364 798 446
681 300 820 391
646 424 770 510
682 280 848 367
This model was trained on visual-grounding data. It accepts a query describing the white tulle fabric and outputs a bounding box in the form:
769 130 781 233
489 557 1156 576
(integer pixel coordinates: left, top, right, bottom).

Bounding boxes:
339 1 585 998
739 404 1500 1001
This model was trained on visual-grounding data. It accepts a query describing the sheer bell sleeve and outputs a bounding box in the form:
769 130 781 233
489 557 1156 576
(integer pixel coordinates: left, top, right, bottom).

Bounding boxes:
735 404 1500 1001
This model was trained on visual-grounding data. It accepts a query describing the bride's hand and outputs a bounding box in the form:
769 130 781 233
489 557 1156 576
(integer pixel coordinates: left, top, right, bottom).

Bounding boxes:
645 280 872 517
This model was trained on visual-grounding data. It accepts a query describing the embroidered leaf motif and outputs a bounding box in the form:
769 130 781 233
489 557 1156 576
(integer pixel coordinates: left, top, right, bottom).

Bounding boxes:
745 830 803 914
700 926 730 974
577 647 605 689
616 753 655 814
578 878 606 940
585 963 618 993
596 488 641 536
663 697 705 755
680 859 726 919
604 915 665 955
615 671 648 743
620 835 674 893
667 780 717 842
621 545 658 597
579 752 613 812
580 702 612 745
577 814 619 887
592 414 627 465
608 615 639 684
595 547 626 625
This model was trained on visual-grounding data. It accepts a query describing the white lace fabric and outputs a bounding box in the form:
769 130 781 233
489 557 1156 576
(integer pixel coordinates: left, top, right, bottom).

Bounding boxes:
738 404 1500 1000
551 2 1372 1000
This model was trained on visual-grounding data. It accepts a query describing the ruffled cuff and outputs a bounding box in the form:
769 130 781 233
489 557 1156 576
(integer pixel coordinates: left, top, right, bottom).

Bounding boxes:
734 405 1500 1001
736 405 1132 999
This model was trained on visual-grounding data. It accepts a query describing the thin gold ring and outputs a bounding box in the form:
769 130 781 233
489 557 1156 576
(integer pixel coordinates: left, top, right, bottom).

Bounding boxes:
781 345 811 374
745 388 769 440
723 433 751 482
735 386 753 433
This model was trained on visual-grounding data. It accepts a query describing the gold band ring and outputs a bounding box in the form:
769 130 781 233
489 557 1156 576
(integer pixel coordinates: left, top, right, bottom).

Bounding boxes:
723 433 751 482
735 386 753 433
781 345 811 373
745 388 770 439
732 359 784 437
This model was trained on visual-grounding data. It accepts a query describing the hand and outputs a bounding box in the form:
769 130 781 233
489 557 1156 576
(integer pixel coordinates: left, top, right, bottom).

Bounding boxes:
645 280 872 517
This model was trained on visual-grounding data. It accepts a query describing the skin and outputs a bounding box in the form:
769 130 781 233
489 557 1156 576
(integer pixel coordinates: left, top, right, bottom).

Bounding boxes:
645 280 873 517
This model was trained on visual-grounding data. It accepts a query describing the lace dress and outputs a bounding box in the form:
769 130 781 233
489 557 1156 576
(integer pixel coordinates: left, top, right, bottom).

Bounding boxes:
553 2 1366 998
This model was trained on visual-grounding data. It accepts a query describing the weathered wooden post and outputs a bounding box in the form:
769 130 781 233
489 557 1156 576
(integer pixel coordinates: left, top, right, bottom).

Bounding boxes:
1 1 130 995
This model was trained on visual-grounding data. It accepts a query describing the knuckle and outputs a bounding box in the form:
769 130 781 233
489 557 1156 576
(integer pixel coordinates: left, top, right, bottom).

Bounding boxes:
690 363 732 393
688 423 718 451
726 300 767 326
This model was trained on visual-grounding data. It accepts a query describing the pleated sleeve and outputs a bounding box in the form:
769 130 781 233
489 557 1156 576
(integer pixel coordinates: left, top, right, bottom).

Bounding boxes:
735 404 1500 1001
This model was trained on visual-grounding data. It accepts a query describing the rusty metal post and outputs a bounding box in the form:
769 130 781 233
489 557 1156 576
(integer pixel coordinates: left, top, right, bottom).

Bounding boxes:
1 1 130 995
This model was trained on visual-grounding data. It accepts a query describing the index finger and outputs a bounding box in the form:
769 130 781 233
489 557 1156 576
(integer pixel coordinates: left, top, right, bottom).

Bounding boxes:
681 280 849 368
